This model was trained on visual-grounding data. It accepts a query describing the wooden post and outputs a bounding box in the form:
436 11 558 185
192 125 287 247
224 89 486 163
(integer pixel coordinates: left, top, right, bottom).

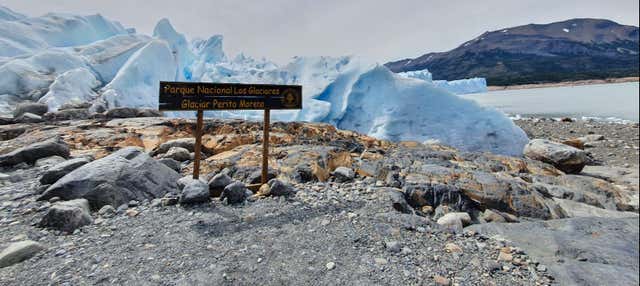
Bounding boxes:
262 108 270 185
193 109 204 179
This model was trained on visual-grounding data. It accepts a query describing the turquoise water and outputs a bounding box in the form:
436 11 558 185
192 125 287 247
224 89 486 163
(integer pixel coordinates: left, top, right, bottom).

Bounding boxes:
465 82 640 122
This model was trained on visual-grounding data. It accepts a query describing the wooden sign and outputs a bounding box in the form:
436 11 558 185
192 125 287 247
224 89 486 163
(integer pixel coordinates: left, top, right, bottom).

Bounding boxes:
159 82 302 111
158 81 303 185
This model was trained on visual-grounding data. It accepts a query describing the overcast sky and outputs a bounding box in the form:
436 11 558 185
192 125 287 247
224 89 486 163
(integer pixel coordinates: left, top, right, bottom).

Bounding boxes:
3 0 639 64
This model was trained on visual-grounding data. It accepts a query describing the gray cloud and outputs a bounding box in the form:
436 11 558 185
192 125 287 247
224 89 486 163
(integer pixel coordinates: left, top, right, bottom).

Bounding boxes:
3 0 639 64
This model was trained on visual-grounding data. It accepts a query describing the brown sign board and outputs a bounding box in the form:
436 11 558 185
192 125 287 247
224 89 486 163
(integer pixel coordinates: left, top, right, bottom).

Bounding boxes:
158 81 302 184
159 81 302 111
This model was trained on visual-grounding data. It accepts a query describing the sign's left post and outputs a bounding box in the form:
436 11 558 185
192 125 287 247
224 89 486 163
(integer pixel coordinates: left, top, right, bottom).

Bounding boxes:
193 109 204 179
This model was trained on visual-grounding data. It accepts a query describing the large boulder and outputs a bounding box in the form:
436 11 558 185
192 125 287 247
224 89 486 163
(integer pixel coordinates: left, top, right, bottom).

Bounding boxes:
13 102 48 117
39 157 91 185
0 241 45 268
179 180 210 204
38 199 92 232
38 147 180 209
162 146 191 162
221 181 251 204
524 139 588 174
208 173 232 197
0 138 70 167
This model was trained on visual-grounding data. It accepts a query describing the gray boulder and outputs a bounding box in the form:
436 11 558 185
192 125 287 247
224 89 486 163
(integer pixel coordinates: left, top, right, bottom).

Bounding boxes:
221 181 251 204
38 147 180 209
40 157 91 185
379 187 413 214
13 102 48 117
158 158 181 172
208 173 233 197
262 179 297 197
43 109 91 121
105 107 138 118
38 199 92 232
524 139 588 174
152 138 196 155
162 146 191 162
0 241 45 268
0 138 69 167
14 112 43 123
136 109 163 117
469 217 639 286
179 180 210 204
332 166 355 182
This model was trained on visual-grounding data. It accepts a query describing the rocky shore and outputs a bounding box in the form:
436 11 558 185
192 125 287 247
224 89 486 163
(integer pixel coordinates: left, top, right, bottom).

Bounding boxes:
0 106 638 285
515 118 640 168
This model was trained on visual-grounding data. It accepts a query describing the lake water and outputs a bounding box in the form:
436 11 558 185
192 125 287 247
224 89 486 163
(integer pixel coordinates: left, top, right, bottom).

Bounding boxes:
464 82 639 122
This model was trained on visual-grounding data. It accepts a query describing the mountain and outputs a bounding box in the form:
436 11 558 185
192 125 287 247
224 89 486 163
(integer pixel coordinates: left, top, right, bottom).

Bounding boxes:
385 18 640 86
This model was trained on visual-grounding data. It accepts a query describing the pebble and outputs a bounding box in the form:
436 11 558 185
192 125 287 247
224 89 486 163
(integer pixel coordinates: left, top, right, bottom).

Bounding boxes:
444 243 463 253
385 241 402 253
326 262 336 270
434 275 451 286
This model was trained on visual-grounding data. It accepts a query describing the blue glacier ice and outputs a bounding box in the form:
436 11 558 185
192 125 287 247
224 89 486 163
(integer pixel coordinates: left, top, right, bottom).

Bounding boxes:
0 6 527 155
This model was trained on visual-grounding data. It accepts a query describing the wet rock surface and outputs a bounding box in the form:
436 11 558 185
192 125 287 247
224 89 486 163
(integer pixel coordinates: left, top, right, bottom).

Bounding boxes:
0 116 637 285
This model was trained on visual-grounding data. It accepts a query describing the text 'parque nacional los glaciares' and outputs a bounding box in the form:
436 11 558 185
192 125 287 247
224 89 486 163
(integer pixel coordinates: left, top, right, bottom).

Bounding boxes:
158 81 302 111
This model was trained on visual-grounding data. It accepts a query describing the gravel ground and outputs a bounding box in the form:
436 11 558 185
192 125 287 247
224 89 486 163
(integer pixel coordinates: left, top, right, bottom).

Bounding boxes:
515 119 640 168
0 165 553 285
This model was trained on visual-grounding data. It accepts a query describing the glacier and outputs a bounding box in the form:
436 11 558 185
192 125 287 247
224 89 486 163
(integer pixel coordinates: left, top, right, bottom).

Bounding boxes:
0 6 528 155
398 69 488 95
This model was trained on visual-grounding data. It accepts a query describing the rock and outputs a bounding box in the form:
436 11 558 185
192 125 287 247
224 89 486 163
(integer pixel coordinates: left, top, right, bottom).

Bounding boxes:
332 166 355 182
39 157 90 185
43 108 91 121
481 209 506 223
208 173 233 197
562 138 584 150
180 180 210 204
125 209 139 217
13 102 48 117
14 112 44 123
152 138 197 155
177 176 203 190
444 243 463 253
385 172 403 188
38 147 181 209
34 155 66 167
59 102 91 110
0 137 70 167
438 212 472 225
497 251 513 262
560 117 573 122
380 188 413 214
292 164 315 183
524 139 588 174
263 179 297 197
221 181 251 204
162 146 191 162
325 262 336 270
0 241 45 268
469 217 639 286
158 158 181 172
434 275 451 286
553 198 638 218
98 205 116 217
105 107 138 118
384 241 402 253
38 199 92 233
136 108 163 117
0 117 13 125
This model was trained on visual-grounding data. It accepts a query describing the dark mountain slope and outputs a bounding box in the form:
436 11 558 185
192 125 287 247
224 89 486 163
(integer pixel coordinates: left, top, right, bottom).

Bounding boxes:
386 18 639 86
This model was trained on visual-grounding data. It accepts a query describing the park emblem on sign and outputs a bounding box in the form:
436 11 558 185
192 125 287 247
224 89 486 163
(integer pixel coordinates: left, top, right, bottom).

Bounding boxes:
158 81 302 186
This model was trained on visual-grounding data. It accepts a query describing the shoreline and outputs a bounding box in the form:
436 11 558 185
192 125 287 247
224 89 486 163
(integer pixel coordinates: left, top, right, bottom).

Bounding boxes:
514 118 639 168
488 77 639 91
